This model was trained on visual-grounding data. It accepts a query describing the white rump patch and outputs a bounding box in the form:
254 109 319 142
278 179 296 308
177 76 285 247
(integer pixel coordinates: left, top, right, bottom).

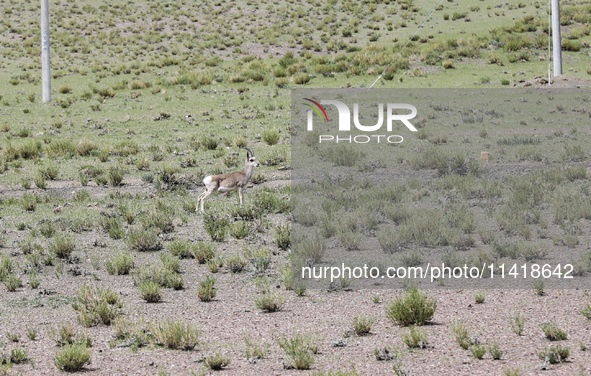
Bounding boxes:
203 176 212 185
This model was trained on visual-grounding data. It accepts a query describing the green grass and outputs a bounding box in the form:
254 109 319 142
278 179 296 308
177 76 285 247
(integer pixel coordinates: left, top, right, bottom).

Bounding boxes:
510 312 526 336
4 274 23 292
192 242 217 264
9 346 29 364
488 342 503 360
244 334 269 361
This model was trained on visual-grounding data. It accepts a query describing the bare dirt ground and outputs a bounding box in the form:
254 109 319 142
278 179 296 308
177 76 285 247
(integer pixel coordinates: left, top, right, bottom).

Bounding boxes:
514 75 591 88
3 284 590 375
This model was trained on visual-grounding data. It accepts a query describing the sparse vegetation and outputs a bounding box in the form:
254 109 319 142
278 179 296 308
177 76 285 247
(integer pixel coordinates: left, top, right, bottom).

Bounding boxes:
204 213 229 242
488 342 503 360
275 224 291 250
0 1 590 374
128 228 162 252
471 343 486 359
27 327 37 341
192 242 216 263
474 290 486 304
9 346 29 364
532 278 545 296
244 334 269 361
262 129 280 146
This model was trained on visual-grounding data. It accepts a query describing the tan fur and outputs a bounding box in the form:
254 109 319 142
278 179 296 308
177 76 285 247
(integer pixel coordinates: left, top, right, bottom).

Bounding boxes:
209 172 249 189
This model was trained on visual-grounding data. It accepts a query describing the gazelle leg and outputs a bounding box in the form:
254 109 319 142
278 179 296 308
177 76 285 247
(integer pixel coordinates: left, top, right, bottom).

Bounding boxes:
197 191 205 212
238 188 244 206
198 190 213 212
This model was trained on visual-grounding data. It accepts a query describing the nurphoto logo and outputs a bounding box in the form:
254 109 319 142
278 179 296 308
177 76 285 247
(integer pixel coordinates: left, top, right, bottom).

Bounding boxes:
303 98 418 144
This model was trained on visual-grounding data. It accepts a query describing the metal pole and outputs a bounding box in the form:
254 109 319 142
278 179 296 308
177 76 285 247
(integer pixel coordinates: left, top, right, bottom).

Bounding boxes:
551 0 562 76
41 0 51 103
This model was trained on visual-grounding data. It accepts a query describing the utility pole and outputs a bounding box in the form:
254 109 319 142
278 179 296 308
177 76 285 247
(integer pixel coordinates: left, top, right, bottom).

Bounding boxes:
551 0 562 76
41 0 51 103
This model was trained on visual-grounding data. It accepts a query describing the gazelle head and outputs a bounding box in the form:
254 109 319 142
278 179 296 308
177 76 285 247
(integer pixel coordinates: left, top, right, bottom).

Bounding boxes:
242 146 259 168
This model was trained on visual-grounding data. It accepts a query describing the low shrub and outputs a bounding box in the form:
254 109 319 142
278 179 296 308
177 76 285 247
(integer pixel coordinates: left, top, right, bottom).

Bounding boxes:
352 316 373 336
204 352 231 370
72 283 123 327
277 334 318 370
538 345 570 364
127 228 162 252
540 322 568 341
105 252 134 275
192 242 216 263
255 293 285 312
262 129 280 145
54 344 91 372
275 224 291 250
151 320 200 350
402 326 429 349
471 343 486 359
198 276 217 302
451 321 473 349
49 235 76 259
204 213 229 242
384 289 437 326
138 281 162 303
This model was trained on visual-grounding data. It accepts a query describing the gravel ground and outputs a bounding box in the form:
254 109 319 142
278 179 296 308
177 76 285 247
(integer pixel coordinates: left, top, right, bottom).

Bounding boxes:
2 270 590 375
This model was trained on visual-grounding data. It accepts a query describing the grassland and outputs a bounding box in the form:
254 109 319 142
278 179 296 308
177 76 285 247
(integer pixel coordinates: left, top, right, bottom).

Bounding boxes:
291 88 591 290
0 0 591 374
